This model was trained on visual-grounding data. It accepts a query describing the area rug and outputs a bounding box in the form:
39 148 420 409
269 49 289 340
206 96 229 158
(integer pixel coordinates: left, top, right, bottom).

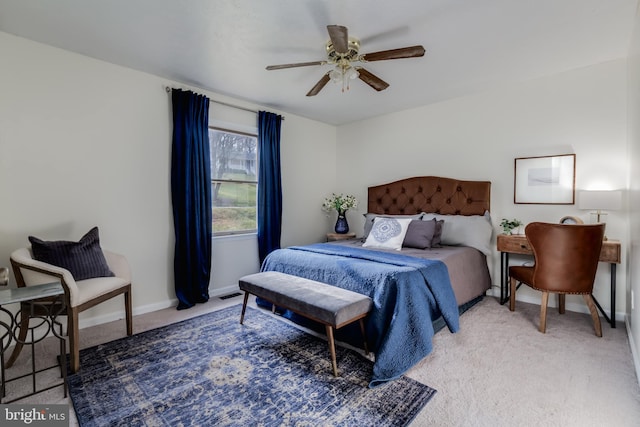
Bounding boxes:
68 305 435 426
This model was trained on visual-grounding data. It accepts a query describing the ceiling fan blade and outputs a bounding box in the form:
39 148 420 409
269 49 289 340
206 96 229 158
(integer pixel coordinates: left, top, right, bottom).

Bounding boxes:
356 68 389 91
266 60 326 70
327 25 349 54
361 45 426 62
306 73 331 96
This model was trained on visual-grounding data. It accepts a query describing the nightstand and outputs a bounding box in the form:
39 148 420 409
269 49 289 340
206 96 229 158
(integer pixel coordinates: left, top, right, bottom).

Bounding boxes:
326 232 357 242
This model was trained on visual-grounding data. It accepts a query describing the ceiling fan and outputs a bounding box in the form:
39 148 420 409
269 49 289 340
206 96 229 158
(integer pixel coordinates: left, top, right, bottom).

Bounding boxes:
266 25 426 96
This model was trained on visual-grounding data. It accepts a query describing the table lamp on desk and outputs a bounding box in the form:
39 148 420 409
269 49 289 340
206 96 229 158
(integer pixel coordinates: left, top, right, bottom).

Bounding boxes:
578 190 622 240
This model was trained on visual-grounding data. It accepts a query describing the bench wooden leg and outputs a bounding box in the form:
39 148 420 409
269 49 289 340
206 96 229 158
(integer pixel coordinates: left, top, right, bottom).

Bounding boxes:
240 292 249 325
359 318 369 356
325 325 338 377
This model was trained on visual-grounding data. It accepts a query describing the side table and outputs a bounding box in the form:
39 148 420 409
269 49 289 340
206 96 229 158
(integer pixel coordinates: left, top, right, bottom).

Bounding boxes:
0 282 68 403
327 232 357 242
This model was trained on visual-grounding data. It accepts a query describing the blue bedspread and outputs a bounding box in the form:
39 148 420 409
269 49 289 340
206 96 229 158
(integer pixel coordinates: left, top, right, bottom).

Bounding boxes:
260 243 459 387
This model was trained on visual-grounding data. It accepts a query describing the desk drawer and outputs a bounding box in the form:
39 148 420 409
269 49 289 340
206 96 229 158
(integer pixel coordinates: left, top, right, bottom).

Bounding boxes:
600 241 621 264
496 235 531 255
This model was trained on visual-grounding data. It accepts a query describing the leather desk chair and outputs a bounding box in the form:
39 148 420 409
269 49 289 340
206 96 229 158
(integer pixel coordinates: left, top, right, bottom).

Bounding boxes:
509 222 605 336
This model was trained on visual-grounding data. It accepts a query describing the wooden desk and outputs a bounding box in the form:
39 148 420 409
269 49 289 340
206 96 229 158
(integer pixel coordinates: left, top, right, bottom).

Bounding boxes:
497 234 621 327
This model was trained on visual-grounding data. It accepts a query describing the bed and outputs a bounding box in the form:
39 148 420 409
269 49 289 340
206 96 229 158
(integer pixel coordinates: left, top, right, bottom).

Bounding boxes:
259 176 493 386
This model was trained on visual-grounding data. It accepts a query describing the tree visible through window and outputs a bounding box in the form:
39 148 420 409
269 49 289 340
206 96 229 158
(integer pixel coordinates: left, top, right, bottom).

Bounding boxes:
210 127 258 235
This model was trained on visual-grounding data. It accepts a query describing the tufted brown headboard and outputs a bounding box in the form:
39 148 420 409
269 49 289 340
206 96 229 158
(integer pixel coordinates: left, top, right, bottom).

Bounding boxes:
367 176 491 216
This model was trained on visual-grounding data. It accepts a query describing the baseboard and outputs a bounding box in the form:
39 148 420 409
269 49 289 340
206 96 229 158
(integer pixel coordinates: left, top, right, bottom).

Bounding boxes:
78 298 179 330
77 284 241 330
625 314 640 388
210 284 241 298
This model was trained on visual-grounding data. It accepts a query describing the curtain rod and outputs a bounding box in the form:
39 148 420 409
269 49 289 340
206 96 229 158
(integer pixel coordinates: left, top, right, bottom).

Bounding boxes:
164 86 283 120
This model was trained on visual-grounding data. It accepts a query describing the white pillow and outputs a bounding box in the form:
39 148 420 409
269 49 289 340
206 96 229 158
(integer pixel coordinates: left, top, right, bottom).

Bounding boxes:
420 211 493 256
362 217 413 251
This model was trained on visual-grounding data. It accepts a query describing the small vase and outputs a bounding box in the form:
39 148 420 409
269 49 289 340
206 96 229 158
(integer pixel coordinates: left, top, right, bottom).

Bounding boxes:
334 214 349 234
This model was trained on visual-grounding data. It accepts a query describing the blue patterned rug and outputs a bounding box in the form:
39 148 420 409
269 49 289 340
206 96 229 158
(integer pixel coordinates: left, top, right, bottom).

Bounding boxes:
68 305 435 426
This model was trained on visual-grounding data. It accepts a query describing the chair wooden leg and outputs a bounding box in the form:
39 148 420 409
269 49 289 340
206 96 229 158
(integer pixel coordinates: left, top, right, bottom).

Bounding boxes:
509 277 517 311
4 303 30 368
124 287 133 336
583 294 603 337
539 292 549 333
558 294 565 314
68 307 80 373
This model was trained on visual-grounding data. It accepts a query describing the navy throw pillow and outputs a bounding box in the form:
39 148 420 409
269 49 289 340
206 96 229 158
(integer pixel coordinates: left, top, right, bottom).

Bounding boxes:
29 227 114 280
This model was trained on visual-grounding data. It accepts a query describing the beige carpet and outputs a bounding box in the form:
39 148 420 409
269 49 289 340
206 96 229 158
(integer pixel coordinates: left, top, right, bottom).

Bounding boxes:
4 295 640 426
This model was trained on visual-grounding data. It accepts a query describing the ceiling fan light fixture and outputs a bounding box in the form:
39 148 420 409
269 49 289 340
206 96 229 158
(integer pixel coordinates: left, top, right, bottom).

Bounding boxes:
266 24 425 96
345 66 359 80
329 67 342 83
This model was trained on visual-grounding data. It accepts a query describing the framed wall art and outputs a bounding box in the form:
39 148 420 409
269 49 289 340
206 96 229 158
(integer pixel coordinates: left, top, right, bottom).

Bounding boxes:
514 154 576 204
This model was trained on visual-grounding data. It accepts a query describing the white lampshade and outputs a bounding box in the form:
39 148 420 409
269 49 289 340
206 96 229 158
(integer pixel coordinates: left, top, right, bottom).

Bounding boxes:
579 190 622 226
578 190 622 211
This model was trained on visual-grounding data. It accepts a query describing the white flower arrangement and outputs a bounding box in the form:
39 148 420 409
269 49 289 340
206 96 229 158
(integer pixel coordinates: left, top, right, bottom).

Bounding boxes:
322 193 358 215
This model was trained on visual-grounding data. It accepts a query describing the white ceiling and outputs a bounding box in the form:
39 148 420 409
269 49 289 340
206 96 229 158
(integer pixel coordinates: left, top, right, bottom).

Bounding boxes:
0 0 637 125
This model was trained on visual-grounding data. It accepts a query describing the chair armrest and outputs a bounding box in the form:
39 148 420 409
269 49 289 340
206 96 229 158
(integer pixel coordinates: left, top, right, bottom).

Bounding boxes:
10 248 79 296
103 250 132 283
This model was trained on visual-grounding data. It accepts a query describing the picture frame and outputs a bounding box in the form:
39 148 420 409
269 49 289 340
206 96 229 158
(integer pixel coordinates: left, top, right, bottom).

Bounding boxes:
514 154 576 204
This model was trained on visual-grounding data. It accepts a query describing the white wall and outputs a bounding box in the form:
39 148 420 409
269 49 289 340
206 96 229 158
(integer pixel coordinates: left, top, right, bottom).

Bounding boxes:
336 59 629 318
626 6 640 381
0 28 633 337
0 31 336 327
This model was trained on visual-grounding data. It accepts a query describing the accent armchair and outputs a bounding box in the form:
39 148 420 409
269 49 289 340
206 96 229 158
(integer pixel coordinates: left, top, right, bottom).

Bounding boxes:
509 222 605 336
8 247 133 372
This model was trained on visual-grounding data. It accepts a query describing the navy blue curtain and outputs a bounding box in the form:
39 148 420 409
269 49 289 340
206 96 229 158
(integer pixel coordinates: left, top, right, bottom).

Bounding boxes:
171 89 212 310
257 111 283 264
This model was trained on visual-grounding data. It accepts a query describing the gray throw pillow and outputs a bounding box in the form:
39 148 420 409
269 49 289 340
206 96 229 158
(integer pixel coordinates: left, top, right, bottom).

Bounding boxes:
432 219 444 247
29 227 114 280
403 219 437 249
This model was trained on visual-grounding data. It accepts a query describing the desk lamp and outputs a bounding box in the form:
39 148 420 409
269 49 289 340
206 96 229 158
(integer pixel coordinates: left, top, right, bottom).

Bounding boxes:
578 190 622 240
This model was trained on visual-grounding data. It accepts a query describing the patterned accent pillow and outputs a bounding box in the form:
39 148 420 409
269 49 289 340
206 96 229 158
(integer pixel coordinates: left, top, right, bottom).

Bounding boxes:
362 217 413 251
362 213 423 239
29 227 114 280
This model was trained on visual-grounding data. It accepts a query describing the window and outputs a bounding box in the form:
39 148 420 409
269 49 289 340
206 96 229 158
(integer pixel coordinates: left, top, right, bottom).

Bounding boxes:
209 127 258 235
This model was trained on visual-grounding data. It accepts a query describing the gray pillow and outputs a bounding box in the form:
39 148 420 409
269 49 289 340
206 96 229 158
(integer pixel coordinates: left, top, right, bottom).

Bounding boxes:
29 227 114 280
432 219 444 247
403 219 437 249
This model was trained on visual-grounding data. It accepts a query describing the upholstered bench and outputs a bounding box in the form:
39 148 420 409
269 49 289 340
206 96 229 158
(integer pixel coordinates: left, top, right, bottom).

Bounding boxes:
238 271 373 376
